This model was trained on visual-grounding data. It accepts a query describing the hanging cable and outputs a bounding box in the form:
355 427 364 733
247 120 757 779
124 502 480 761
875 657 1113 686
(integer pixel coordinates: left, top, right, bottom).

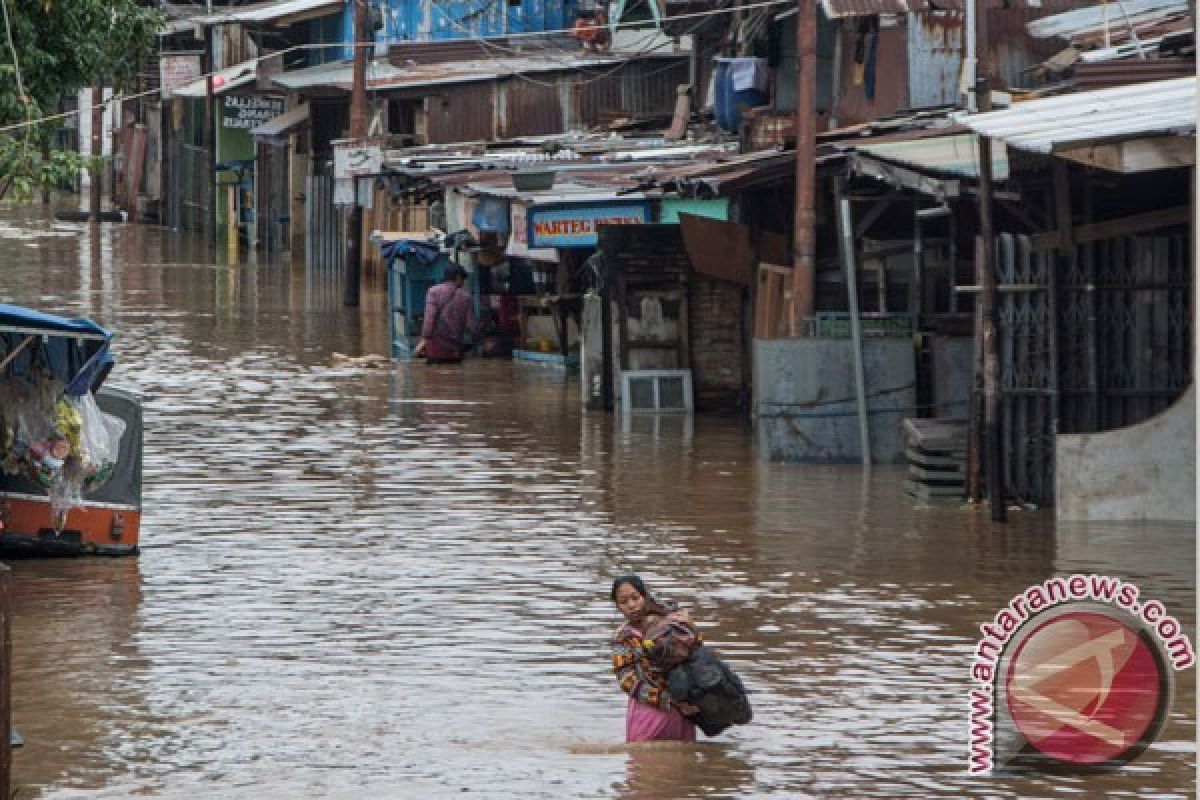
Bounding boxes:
0 0 790 135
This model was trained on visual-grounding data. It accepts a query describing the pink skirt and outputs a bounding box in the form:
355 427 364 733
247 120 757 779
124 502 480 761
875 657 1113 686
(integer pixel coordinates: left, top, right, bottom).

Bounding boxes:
626 696 697 743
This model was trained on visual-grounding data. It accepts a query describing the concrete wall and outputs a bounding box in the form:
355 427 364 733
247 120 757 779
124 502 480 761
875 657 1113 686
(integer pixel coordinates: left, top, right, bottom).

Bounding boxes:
1056 386 1196 522
754 337 916 463
931 335 972 419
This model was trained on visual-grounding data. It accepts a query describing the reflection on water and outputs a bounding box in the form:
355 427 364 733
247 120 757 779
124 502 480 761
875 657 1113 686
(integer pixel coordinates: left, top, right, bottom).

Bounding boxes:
0 207 1194 798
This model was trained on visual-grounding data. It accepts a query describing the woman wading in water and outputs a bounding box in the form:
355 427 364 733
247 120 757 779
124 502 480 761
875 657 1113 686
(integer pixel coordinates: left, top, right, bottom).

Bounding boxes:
610 575 699 743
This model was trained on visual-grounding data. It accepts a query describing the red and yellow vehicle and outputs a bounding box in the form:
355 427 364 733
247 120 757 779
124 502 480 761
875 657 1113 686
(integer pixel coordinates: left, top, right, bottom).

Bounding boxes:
0 305 142 556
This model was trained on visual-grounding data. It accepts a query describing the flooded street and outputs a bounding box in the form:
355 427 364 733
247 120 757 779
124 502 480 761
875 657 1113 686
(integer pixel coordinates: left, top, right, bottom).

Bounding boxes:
0 207 1193 798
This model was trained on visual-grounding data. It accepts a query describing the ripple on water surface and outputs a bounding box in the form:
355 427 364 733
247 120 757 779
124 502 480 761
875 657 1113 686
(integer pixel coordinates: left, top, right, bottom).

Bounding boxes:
0 211 1194 798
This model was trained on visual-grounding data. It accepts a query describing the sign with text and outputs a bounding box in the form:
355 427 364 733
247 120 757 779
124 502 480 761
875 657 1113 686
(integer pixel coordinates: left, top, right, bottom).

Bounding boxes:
333 139 384 180
506 201 558 262
527 202 651 249
222 95 285 130
160 53 202 99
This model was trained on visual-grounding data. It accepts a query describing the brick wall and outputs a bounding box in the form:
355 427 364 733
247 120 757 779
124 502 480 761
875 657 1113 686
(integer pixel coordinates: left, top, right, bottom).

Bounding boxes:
690 276 746 410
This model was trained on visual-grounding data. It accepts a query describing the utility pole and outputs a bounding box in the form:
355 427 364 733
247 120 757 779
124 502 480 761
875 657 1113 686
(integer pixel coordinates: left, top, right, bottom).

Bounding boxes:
343 0 370 308
89 80 103 221
790 0 817 336
203 22 217 251
973 1 1006 522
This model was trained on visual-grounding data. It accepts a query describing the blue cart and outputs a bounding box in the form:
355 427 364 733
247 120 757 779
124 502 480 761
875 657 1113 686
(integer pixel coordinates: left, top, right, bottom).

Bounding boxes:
384 239 479 357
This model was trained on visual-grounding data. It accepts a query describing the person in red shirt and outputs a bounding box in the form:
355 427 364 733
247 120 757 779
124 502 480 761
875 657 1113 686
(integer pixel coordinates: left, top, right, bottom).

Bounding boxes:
414 266 478 364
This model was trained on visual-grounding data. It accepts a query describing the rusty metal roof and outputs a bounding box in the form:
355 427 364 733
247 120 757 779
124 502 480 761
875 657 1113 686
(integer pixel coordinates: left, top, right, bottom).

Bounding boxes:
634 150 813 197
272 60 410 92
820 0 931 18
955 76 1196 152
1027 0 1188 41
819 0 1070 17
368 54 652 92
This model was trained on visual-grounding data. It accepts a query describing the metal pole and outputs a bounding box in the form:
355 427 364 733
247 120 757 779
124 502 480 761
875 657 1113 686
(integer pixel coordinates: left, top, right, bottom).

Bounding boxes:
836 179 871 465
790 0 817 336
974 0 1006 522
89 80 103 220
964 0 977 112
204 25 217 251
0 565 10 800
343 0 369 307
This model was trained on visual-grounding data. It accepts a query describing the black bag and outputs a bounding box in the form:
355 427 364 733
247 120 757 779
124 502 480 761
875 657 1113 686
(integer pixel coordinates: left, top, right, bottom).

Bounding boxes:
666 645 753 737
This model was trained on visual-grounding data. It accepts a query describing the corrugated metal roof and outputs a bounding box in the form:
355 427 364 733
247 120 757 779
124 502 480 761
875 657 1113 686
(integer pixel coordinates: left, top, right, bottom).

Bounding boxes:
273 60 409 91
228 0 342 23
955 76 1196 152
821 0 931 18
820 0 1066 18
272 54 669 94
857 132 1010 178
1073 58 1196 87
172 62 257 98
369 54 632 91
1027 0 1188 39
161 0 341 34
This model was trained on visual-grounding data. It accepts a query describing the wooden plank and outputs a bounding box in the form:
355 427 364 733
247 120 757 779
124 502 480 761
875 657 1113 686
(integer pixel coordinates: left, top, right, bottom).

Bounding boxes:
1030 204 1191 251
905 479 967 499
1057 136 1195 174
908 464 966 482
906 447 966 469
1075 205 1191 244
755 268 771 338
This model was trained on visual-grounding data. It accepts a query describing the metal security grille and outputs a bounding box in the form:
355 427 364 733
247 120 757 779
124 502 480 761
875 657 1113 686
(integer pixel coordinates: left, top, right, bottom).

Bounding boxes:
994 234 1055 506
991 229 1192 507
1059 232 1192 433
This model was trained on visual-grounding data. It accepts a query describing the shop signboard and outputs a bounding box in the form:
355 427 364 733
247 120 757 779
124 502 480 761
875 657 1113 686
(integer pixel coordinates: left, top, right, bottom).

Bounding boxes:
507 201 558 262
222 95 285 129
159 53 202 99
333 138 384 179
527 202 651 249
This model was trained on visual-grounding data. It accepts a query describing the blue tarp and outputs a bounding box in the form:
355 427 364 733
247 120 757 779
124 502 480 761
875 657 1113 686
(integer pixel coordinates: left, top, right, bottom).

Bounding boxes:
0 304 115 395
381 239 442 269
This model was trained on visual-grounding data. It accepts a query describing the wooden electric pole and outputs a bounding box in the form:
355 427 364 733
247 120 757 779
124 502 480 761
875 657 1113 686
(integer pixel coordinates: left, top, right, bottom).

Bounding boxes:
790 0 817 336
973 2 1006 522
343 0 370 308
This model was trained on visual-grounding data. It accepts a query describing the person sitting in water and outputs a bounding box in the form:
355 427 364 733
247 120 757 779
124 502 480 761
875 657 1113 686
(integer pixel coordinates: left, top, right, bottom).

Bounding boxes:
414 265 478 364
611 574 699 743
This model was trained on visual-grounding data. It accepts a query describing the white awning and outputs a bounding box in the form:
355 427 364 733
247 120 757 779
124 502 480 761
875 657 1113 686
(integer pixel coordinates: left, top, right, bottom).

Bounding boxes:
172 63 257 98
252 103 310 137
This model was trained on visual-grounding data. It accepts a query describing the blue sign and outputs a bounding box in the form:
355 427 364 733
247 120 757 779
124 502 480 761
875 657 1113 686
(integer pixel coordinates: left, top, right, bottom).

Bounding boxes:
527 203 651 249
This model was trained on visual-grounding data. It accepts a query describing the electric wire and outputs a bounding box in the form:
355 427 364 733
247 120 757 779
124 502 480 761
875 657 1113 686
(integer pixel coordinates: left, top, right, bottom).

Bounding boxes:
0 0 790 135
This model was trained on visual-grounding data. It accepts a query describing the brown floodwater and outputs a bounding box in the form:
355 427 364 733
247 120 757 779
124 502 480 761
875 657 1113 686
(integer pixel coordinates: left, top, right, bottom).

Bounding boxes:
0 206 1193 798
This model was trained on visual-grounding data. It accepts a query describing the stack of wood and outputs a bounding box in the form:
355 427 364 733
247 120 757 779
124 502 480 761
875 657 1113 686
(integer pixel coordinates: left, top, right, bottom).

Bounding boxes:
903 418 968 502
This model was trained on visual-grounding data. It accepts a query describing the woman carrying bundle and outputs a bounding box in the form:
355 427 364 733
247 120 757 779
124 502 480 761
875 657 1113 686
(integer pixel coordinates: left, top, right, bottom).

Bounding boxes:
610 575 699 743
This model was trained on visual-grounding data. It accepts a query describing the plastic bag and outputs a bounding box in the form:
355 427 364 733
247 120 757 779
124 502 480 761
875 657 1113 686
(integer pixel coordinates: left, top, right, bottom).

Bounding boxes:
67 392 126 492
3 377 71 489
